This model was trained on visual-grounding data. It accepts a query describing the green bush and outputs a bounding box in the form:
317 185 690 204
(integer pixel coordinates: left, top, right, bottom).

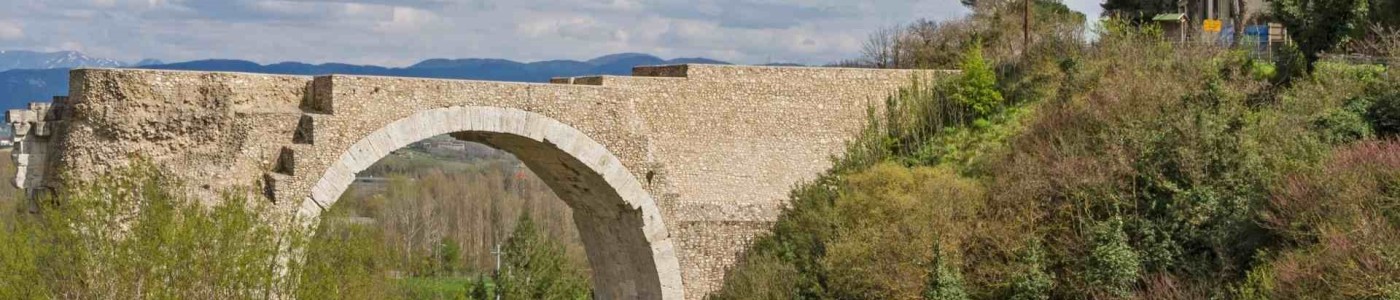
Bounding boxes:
1367 88 1400 137
1312 97 1375 144
1232 260 1275 300
923 242 969 300
953 42 1005 117
467 275 496 300
297 210 396 299
0 162 298 299
496 214 591 300
1006 241 1053 300
821 164 984 299
0 161 423 299
1083 218 1141 298
706 253 800 300
1272 43 1308 86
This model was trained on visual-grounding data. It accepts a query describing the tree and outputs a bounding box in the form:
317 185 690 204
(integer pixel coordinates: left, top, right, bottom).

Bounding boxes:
434 237 462 276
1232 0 1250 47
863 25 902 68
497 214 591 300
1273 43 1309 86
467 275 495 300
1366 84 1400 137
953 42 1005 117
1084 219 1141 298
1273 0 1370 70
1369 0 1400 29
1008 240 1053 300
1101 0 1178 23
922 240 969 300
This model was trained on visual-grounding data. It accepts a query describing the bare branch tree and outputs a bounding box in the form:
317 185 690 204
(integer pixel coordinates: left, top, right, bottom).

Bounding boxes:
863 26 899 68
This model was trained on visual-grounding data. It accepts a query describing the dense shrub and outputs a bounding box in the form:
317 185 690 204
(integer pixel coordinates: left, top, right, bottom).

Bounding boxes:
1367 84 1400 137
1272 43 1309 86
1312 97 1376 144
714 21 1046 296
1005 241 1053 300
0 162 299 299
822 164 984 299
922 242 969 300
0 159 589 299
297 210 396 299
496 214 591 300
1083 219 1141 298
953 43 1004 116
717 14 1400 299
1256 141 1400 299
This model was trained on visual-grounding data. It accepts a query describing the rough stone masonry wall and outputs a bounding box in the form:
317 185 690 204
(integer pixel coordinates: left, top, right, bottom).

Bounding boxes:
57 69 308 200
22 64 948 299
605 65 949 295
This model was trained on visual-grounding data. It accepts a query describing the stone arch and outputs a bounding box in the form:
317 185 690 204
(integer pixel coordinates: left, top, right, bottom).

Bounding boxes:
297 106 683 299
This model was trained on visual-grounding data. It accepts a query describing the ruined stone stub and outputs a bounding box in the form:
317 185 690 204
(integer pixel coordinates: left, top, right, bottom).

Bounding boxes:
7 98 68 198
12 65 952 299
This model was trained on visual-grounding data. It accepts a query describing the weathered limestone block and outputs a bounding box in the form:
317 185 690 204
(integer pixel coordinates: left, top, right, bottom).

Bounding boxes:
7 98 68 192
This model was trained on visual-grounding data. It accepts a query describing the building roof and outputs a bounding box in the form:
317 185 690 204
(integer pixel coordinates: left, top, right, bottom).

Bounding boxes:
1153 13 1186 22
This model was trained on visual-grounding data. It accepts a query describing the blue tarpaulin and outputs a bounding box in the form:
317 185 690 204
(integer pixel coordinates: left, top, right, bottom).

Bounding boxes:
1217 24 1271 48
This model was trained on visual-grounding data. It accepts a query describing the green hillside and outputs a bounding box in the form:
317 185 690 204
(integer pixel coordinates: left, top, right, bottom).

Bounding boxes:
712 7 1400 300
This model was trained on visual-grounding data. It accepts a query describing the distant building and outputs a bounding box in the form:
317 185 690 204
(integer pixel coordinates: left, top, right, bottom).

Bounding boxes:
1154 13 1190 42
1153 0 1289 53
422 139 468 153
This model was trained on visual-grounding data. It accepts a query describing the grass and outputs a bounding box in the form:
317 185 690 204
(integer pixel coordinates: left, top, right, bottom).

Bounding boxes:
398 276 484 299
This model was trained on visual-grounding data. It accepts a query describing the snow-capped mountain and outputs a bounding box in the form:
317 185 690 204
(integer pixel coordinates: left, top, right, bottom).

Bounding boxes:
0 50 127 72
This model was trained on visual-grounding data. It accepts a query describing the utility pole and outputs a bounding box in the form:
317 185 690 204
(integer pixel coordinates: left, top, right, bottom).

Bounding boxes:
492 243 502 300
492 243 502 276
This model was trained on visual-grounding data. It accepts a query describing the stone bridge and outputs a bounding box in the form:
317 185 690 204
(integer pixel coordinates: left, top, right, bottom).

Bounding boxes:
6 64 945 299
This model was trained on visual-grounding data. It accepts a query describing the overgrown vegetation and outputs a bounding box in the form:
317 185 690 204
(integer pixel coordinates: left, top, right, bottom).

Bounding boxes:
491 214 591 300
714 3 1400 298
0 162 300 299
0 149 594 299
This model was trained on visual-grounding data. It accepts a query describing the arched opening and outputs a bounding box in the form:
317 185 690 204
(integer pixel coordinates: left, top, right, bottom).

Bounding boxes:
298 107 683 299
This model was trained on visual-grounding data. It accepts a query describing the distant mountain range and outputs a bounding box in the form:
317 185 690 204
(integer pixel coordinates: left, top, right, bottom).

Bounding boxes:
0 50 131 71
0 51 733 110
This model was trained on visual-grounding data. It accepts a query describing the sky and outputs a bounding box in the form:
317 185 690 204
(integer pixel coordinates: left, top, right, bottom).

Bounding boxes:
0 0 1103 66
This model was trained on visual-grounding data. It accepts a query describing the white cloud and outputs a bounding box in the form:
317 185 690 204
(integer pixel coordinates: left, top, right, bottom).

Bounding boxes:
56 41 86 52
374 6 439 33
0 21 23 41
0 0 1102 66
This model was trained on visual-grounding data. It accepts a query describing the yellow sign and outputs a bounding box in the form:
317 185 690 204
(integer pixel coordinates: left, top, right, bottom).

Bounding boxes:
1203 19 1223 32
